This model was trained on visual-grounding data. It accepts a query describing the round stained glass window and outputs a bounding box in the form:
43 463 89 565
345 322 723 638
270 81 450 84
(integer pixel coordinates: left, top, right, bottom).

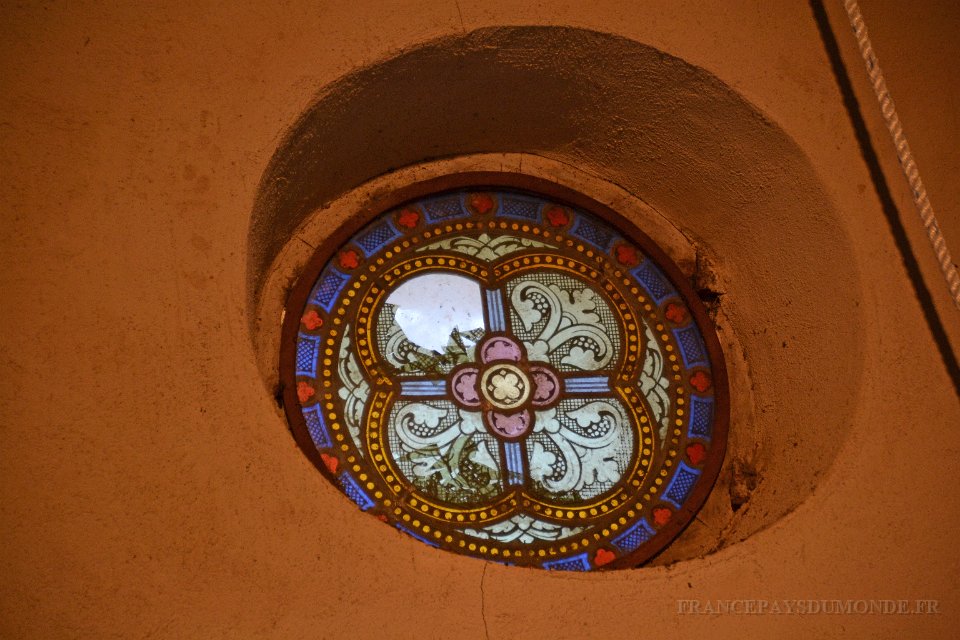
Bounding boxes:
280 175 728 570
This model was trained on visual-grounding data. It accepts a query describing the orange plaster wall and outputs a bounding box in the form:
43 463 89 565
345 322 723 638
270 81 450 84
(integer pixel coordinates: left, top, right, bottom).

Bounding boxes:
1 1 958 638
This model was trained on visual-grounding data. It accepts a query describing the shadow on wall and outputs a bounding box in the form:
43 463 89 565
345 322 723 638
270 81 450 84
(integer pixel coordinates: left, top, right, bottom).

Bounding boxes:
246 26 865 566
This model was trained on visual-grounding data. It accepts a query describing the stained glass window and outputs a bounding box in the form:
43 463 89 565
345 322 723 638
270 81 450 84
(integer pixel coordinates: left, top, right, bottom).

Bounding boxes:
281 180 727 570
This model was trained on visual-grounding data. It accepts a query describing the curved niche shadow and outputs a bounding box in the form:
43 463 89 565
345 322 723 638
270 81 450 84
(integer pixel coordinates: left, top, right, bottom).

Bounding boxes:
248 26 864 565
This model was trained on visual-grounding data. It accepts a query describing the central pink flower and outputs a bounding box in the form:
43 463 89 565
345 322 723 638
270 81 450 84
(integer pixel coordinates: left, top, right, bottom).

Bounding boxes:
449 336 561 439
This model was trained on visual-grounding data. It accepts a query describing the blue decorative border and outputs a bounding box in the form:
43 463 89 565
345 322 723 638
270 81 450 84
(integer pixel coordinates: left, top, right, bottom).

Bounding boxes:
630 259 677 304
569 215 616 251
610 518 656 555
302 404 332 449
354 218 401 257
662 462 701 509
397 524 441 548
295 333 321 377
688 396 715 441
422 195 470 222
310 267 350 312
673 325 709 368
542 552 591 571
339 472 375 511
498 194 541 222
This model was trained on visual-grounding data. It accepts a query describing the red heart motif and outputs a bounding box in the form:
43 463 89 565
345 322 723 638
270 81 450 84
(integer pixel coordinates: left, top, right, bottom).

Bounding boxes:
686 443 707 466
664 303 688 325
296 381 315 404
653 507 672 527
469 193 495 214
338 249 360 270
396 209 420 228
544 205 570 227
300 309 324 331
689 371 712 393
376 514 388 523
594 548 616 567
320 453 339 475
614 243 640 267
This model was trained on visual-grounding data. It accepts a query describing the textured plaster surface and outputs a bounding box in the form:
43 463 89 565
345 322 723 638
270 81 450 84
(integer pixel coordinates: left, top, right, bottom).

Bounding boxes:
1 1 959 639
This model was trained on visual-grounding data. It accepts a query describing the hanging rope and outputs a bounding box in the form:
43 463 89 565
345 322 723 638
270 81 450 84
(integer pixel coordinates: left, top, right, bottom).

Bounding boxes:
842 0 960 309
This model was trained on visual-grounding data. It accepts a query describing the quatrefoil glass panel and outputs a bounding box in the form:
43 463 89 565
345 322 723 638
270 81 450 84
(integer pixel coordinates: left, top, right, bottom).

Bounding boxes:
281 181 728 570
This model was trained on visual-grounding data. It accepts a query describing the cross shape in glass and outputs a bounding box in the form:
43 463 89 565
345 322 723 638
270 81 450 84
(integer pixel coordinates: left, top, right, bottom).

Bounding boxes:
449 335 561 439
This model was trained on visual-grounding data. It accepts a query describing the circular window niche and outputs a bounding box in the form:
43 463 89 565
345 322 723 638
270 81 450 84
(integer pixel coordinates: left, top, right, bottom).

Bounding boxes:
279 175 728 570
248 26 865 571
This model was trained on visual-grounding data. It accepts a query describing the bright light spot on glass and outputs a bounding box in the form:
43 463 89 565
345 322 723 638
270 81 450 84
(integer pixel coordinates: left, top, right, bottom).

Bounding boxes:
385 273 485 353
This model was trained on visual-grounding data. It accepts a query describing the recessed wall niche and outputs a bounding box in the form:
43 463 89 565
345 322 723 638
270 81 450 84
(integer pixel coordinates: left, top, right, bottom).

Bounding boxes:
247 26 865 567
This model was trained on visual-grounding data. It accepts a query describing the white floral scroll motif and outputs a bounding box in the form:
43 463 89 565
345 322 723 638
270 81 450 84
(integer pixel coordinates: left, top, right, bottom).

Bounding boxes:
463 514 585 543
527 441 558 483
510 279 617 371
638 321 671 441
337 326 369 455
390 402 503 503
417 234 556 261
530 399 634 500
